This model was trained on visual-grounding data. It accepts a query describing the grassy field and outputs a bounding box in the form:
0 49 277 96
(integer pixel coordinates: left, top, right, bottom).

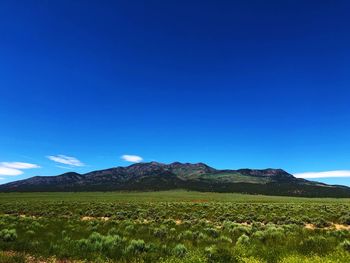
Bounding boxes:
2 190 350 202
0 190 350 262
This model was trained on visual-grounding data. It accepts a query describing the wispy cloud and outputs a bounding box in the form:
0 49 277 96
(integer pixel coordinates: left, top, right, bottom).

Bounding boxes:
294 170 350 179
1 162 40 169
0 166 22 176
47 155 85 167
0 162 41 176
121 155 143 163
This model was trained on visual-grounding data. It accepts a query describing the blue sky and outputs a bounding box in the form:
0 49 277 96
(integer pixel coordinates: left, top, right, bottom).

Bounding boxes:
0 0 350 186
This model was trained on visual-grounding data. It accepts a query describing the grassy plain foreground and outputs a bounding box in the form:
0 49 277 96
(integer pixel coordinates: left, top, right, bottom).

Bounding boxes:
0 190 350 262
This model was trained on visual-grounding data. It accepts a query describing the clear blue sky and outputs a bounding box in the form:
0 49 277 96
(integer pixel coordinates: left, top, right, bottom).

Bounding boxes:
0 0 349 185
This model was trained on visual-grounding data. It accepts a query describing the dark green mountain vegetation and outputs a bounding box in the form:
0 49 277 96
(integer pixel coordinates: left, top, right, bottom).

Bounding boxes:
0 191 350 262
1 162 350 198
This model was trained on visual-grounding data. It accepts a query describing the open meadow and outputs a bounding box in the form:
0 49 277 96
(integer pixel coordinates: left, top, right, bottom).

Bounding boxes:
0 190 350 262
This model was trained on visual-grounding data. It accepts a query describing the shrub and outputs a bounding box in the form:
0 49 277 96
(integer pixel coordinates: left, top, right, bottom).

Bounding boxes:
197 232 209 241
173 244 187 257
205 245 234 263
25 230 35 236
219 235 232 243
205 245 218 259
108 227 119 235
125 224 135 233
205 227 220 238
314 218 331 228
0 229 17 242
299 236 329 255
182 230 193 240
87 232 103 251
126 239 147 254
170 228 177 235
229 225 250 239
340 240 350 252
236 234 250 246
154 226 167 239
263 225 284 242
340 215 350 225
101 234 123 252
76 232 123 257
252 231 265 241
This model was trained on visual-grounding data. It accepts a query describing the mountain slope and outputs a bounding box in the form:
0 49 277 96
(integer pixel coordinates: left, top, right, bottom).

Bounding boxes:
1 162 349 197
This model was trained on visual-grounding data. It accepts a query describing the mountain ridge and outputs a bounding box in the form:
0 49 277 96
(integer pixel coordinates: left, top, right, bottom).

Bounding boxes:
1 162 349 197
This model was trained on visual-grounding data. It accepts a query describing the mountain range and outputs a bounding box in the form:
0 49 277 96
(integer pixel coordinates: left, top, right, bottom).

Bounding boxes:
1 162 350 197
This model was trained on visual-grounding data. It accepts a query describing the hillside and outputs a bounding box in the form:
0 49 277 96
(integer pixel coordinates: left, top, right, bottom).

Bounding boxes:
1 162 349 197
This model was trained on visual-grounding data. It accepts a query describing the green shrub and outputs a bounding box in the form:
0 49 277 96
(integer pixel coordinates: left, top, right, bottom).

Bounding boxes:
340 215 350 225
101 234 123 252
205 227 219 238
126 239 147 254
154 226 167 239
182 230 193 240
108 227 119 235
76 232 124 257
236 234 250 246
229 225 250 239
0 229 17 242
314 218 331 228
252 230 265 241
197 232 209 241
125 224 135 233
205 245 234 263
173 244 187 257
219 235 232 243
205 245 218 259
299 236 330 255
25 230 35 236
340 240 350 252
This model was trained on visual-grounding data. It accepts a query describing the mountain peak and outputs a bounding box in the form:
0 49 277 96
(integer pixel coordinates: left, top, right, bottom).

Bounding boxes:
128 161 165 167
1 162 349 197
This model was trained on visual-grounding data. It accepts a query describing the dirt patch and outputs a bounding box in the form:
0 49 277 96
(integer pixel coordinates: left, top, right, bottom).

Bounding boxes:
331 224 350 230
175 219 182 225
81 216 110 221
141 219 151 224
305 224 316 230
81 216 94 221
304 223 350 231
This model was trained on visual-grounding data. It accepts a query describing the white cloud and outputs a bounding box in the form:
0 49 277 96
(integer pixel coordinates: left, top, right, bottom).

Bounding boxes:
47 155 84 167
0 162 40 169
121 155 143 163
294 170 350 179
0 162 40 176
0 167 23 176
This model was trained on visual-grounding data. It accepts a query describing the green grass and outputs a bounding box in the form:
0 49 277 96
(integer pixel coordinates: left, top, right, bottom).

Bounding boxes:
1 190 350 203
200 173 272 184
0 190 349 262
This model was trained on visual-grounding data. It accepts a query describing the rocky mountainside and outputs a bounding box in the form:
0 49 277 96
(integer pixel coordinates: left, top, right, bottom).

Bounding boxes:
1 162 350 197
